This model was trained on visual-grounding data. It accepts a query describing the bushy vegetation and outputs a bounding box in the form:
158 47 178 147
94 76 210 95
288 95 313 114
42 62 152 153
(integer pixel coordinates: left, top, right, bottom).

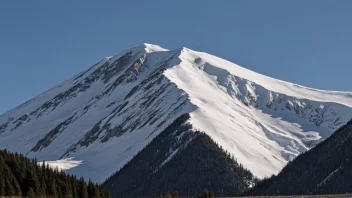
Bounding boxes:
0 149 110 198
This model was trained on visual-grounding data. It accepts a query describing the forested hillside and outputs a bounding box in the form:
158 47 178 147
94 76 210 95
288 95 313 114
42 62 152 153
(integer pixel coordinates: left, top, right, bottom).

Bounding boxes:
0 149 110 198
104 114 257 197
245 119 352 196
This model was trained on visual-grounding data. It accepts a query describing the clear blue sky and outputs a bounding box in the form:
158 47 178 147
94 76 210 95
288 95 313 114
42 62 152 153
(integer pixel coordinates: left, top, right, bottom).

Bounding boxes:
1 1 351 114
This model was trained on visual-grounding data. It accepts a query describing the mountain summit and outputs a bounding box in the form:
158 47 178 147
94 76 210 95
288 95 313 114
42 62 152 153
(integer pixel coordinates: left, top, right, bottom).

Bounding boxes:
1 44 351 186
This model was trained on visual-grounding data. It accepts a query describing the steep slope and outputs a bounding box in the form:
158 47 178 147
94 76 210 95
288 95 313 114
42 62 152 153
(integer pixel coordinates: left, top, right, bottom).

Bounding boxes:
0 43 351 184
103 114 256 197
246 119 352 195
165 49 352 178
0 44 195 183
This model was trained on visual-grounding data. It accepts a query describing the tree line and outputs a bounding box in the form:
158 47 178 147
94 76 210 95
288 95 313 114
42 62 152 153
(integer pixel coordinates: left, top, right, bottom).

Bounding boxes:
0 149 111 198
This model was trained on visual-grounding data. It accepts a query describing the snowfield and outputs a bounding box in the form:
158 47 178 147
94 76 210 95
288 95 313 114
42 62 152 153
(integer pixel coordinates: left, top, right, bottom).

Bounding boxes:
0 43 351 182
38 158 83 171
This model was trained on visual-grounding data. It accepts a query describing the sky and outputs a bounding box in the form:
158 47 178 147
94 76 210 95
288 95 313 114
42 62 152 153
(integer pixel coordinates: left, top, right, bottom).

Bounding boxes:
0 1 351 114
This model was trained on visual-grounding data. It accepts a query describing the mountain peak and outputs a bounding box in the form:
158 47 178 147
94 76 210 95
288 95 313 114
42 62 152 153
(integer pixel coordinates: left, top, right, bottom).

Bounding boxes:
128 43 168 53
1 43 352 184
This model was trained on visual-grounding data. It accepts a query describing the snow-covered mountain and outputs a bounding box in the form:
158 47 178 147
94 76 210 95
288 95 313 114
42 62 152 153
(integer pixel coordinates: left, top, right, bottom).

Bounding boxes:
1 43 351 184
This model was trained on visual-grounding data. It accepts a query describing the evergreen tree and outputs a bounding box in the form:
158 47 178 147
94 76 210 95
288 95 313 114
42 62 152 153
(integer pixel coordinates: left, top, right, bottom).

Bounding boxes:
11 178 22 196
25 168 40 195
164 191 171 198
172 191 179 198
79 178 89 198
5 180 14 196
201 189 209 198
47 178 57 196
208 191 214 198
0 177 5 195
0 149 110 197
71 178 78 197
27 187 35 198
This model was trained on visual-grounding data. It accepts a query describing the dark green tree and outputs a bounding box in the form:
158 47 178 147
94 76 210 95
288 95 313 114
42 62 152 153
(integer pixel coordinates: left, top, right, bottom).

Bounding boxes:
172 191 179 198
164 191 171 198
0 177 5 195
5 180 15 196
27 187 35 198
201 189 209 198
79 178 89 198
0 149 110 197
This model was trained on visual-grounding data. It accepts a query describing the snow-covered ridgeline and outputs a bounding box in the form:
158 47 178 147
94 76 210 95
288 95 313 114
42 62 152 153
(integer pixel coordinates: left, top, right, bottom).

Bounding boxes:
0 43 351 182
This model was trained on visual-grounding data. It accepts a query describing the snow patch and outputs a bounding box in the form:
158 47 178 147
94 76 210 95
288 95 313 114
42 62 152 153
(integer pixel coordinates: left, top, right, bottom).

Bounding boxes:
38 157 83 171
317 165 343 187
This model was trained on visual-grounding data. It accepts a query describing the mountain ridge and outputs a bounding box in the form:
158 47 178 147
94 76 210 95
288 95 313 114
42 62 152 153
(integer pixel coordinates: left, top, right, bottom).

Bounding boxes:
0 43 351 183
3 43 352 117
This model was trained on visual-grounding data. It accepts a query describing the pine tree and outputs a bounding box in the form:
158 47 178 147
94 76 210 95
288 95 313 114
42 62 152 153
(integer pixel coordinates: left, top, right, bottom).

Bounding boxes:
12 178 22 196
5 179 15 196
39 173 47 195
25 168 40 195
0 177 5 195
47 178 57 196
79 178 89 198
93 183 102 198
87 179 94 198
202 189 211 198
71 177 78 197
172 191 179 198
64 180 73 198
208 191 214 198
27 187 35 198
164 191 171 198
